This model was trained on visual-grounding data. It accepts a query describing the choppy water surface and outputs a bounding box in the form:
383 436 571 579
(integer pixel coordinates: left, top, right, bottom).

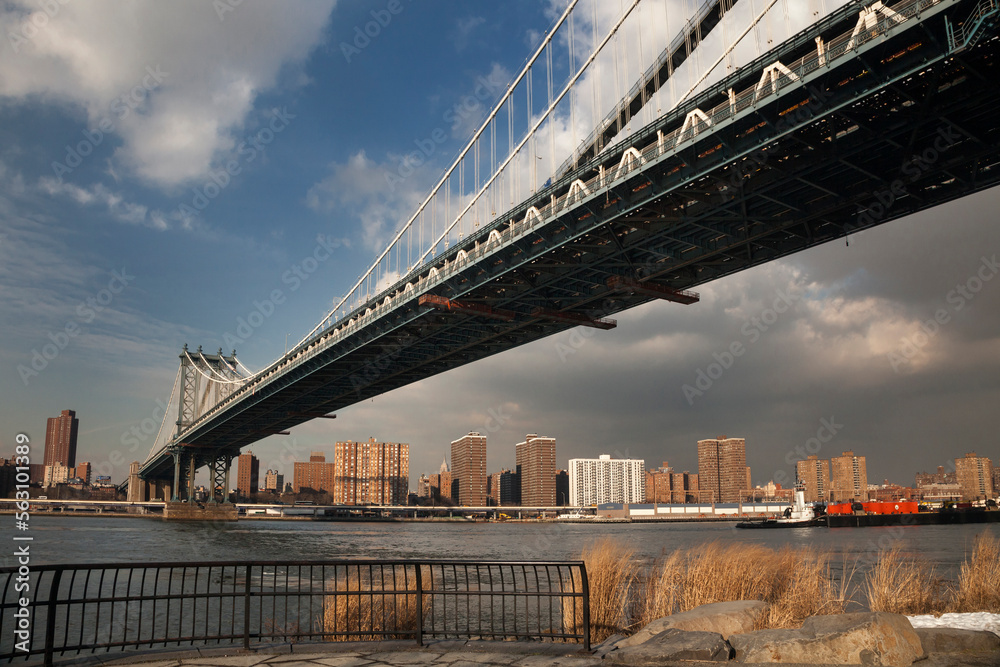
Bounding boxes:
17 516 999 582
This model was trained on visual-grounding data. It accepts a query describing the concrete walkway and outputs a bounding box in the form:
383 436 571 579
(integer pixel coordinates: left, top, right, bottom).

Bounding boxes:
53 641 603 667
48 640 1000 667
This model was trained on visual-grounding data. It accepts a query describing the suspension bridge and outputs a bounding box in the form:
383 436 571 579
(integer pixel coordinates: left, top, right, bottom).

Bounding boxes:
126 0 1000 503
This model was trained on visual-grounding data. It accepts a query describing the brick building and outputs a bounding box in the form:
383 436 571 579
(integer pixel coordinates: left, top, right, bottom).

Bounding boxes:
516 434 556 506
333 438 409 505
451 432 487 506
697 436 747 503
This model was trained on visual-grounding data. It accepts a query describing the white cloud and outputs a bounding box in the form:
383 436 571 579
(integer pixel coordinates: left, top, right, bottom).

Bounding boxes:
0 0 336 189
38 177 168 230
307 150 432 254
452 16 485 51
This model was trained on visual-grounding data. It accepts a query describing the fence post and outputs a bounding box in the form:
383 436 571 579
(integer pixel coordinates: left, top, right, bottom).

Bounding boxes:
579 563 590 652
414 564 424 646
243 564 251 650
44 569 63 667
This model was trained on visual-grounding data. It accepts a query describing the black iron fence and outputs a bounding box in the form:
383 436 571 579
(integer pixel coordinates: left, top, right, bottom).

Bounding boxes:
0 560 590 665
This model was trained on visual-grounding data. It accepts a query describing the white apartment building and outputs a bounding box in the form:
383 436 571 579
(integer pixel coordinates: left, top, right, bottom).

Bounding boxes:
44 462 71 487
568 454 645 506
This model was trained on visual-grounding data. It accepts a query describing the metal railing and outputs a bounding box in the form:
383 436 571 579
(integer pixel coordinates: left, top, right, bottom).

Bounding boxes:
0 560 590 665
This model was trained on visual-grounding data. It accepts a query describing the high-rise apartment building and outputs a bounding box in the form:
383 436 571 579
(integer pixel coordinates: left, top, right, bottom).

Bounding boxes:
293 452 337 493
237 451 260 496
555 470 569 506
670 471 701 502
645 463 673 503
697 436 747 503
44 409 79 468
417 474 431 498
830 451 868 502
568 455 645 506
451 432 487 506
516 434 556 506
487 469 516 505
955 452 995 501
263 469 283 493
43 462 71 487
333 438 409 505
915 466 957 487
428 457 454 504
75 461 92 484
796 455 830 502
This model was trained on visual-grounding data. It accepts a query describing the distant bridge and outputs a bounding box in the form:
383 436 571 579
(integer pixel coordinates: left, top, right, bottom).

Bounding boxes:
128 0 1000 502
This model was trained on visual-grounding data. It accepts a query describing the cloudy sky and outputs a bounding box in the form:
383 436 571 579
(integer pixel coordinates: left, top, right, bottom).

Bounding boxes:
1 0 998 491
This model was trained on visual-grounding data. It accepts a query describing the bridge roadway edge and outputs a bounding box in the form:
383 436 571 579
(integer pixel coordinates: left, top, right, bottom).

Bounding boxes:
138 0 1000 483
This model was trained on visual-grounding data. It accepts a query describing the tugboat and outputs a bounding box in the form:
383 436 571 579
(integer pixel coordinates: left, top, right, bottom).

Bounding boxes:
736 484 826 528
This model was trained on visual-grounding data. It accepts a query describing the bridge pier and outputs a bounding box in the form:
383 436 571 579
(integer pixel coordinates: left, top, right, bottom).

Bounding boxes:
171 449 181 502
163 502 238 522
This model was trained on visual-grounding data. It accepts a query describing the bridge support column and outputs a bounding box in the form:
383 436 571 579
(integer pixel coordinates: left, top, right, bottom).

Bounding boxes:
171 449 181 502
206 455 232 504
188 452 197 501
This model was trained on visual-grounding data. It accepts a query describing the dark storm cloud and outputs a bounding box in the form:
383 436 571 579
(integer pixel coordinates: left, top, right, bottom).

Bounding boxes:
323 188 1000 491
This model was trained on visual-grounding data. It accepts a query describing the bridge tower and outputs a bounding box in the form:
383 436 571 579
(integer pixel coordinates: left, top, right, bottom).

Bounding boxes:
168 344 245 503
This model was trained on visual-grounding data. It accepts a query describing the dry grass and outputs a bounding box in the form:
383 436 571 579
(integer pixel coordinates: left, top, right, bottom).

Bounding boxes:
952 533 1000 612
573 538 640 643
634 542 849 631
322 566 423 641
864 546 948 615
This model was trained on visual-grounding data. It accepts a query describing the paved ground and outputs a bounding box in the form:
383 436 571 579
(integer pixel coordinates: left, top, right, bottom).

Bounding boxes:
53 641 602 667
45 640 1000 667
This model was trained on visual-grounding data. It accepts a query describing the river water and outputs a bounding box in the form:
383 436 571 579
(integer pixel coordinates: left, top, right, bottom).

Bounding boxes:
16 515 999 583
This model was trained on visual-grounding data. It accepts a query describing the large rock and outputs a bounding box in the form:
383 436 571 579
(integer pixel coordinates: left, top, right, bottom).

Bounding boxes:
729 612 924 666
606 628 732 664
618 600 766 648
915 627 1000 654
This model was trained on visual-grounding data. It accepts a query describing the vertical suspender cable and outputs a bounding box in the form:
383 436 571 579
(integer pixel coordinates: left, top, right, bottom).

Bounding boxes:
569 10 577 167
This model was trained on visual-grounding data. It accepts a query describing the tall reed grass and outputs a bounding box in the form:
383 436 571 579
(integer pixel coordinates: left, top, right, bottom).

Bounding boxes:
637 542 850 630
576 539 851 641
952 532 1000 612
864 533 1000 615
863 546 947 615
322 565 423 641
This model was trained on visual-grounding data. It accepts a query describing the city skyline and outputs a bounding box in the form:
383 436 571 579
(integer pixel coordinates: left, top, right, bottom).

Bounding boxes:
19 406 1000 498
1 2 999 493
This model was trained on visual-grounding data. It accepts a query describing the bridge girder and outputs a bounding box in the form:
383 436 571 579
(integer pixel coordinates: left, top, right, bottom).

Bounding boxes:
138 0 1000 482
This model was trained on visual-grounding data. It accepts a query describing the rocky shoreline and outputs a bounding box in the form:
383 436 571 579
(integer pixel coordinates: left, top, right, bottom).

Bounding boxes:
595 600 1000 666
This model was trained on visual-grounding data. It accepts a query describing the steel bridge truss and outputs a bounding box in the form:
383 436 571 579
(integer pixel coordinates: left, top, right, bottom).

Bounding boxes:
137 0 1000 484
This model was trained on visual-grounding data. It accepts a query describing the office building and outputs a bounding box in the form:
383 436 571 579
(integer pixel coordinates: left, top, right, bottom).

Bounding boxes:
451 432 487 506
697 436 747 503
796 455 830 502
333 438 409 505
44 409 79 469
515 434 556 506
569 454 645 506
293 452 336 493
955 452 995 501
237 451 260 496
830 451 868 502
